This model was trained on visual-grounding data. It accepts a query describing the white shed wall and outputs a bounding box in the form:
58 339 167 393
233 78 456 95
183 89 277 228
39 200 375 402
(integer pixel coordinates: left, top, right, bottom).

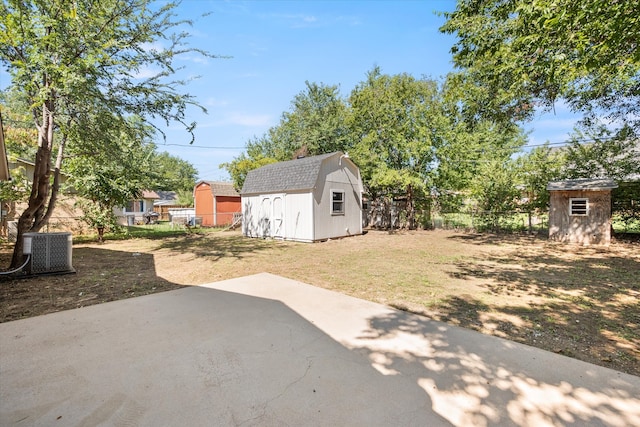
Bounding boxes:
242 192 314 241
313 158 363 241
283 191 315 241
242 195 263 238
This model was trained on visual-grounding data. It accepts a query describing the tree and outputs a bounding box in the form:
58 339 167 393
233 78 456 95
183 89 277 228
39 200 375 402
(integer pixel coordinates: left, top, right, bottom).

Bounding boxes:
220 145 278 192
221 81 350 190
65 116 158 238
440 0 640 134
76 199 118 242
276 81 351 156
433 74 527 213
0 91 38 160
469 158 520 231
348 68 444 228
0 0 213 268
562 124 639 181
515 144 565 232
152 151 198 194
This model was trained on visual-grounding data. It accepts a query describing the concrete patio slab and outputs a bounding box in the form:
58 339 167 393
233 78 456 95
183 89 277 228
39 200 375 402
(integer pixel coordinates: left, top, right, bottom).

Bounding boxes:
1 273 638 426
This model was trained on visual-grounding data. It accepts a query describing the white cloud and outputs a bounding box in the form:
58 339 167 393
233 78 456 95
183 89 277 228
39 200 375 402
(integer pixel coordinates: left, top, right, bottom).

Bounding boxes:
140 42 165 53
179 54 210 65
188 112 274 129
238 72 260 78
132 66 161 79
224 112 273 127
205 97 229 107
268 13 319 28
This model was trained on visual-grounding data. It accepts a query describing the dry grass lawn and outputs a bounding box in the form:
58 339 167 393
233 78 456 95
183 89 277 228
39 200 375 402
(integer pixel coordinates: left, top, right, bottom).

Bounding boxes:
1 229 638 377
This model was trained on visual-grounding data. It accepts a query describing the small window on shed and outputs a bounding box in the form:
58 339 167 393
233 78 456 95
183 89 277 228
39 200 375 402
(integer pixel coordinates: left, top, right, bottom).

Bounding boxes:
570 198 588 216
332 190 345 215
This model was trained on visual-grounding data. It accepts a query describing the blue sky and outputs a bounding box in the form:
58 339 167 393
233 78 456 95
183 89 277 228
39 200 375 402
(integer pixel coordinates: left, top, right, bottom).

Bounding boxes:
1 0 581 181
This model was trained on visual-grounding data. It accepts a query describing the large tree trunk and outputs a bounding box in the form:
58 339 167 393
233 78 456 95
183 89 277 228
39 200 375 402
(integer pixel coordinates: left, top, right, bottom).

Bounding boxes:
9 102 55 269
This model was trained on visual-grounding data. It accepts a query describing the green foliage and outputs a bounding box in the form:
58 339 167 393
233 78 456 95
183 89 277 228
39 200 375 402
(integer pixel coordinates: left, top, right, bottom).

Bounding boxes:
1 0 213 265
470 159 520 214
516 144 565 214
612 182 640 232
348 68 439 199
76 198 120 238
65 116 157 210
0 166 29 202
441 0 640 133
278 81 351 156
0 0 211 137
562 124 639 181
221 81 349 190
174 189 194 206
224 68 529 229
0 92 38 160
152 151 198 194
221 151 278 192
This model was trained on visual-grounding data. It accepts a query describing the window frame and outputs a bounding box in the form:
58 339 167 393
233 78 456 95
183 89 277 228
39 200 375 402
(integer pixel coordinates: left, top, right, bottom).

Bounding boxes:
569 197 588 216
331 190 345 215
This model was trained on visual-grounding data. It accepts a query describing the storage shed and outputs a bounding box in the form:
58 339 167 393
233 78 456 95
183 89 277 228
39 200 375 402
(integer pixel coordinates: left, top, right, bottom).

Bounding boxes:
241 152 363 242
547 178 618 245
194 181 241 226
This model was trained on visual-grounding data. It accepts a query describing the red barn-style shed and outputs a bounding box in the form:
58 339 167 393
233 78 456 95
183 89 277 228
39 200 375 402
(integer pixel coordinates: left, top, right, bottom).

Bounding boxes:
194 181 241 226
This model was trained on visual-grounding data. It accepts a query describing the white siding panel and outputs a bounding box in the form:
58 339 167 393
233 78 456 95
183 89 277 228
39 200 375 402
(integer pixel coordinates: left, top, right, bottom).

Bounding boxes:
314 157 363 241
283 192 314 242
243 192 315 241
314 181 362 240
242 195 263 238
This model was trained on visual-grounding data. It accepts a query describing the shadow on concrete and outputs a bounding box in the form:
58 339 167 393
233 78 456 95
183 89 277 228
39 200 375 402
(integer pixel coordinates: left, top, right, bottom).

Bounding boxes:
0 283 449 426
355 308 640 426
2 255 639 426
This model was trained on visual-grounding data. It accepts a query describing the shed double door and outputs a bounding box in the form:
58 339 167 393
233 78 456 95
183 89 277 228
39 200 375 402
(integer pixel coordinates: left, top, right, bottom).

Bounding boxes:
260 194 284 238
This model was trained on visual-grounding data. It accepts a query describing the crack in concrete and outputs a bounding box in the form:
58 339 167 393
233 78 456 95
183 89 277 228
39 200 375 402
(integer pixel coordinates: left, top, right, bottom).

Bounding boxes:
236 356 314 426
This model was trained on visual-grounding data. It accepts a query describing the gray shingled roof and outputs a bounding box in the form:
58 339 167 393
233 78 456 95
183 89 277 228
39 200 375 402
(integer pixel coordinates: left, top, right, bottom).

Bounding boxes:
241 152 339 195
547 178 618 191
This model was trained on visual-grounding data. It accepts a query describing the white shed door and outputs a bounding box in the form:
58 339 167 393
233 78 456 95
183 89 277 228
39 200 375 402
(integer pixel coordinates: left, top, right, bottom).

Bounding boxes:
260 197 271 237
272 196 284 238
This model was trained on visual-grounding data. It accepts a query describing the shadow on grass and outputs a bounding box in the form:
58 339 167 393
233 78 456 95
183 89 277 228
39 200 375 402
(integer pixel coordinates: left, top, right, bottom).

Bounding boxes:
153 231 283 262
0 247 183 323
446 231 546 246
433 233 640 375
613 232 640 243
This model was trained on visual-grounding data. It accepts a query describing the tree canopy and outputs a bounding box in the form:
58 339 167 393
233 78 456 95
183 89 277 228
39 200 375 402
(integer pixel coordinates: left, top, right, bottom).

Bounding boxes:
223 67 530 229
222 81 352 190
440 0 640 134
0 0 213 267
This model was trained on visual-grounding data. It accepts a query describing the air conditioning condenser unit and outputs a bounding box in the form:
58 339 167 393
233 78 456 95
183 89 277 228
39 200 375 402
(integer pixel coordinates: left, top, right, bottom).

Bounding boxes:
23 232 75 275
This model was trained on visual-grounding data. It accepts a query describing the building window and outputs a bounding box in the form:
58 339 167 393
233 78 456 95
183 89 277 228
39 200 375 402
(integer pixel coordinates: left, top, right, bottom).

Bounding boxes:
570 198 588 216
332 190 345 215
126 200 144 212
